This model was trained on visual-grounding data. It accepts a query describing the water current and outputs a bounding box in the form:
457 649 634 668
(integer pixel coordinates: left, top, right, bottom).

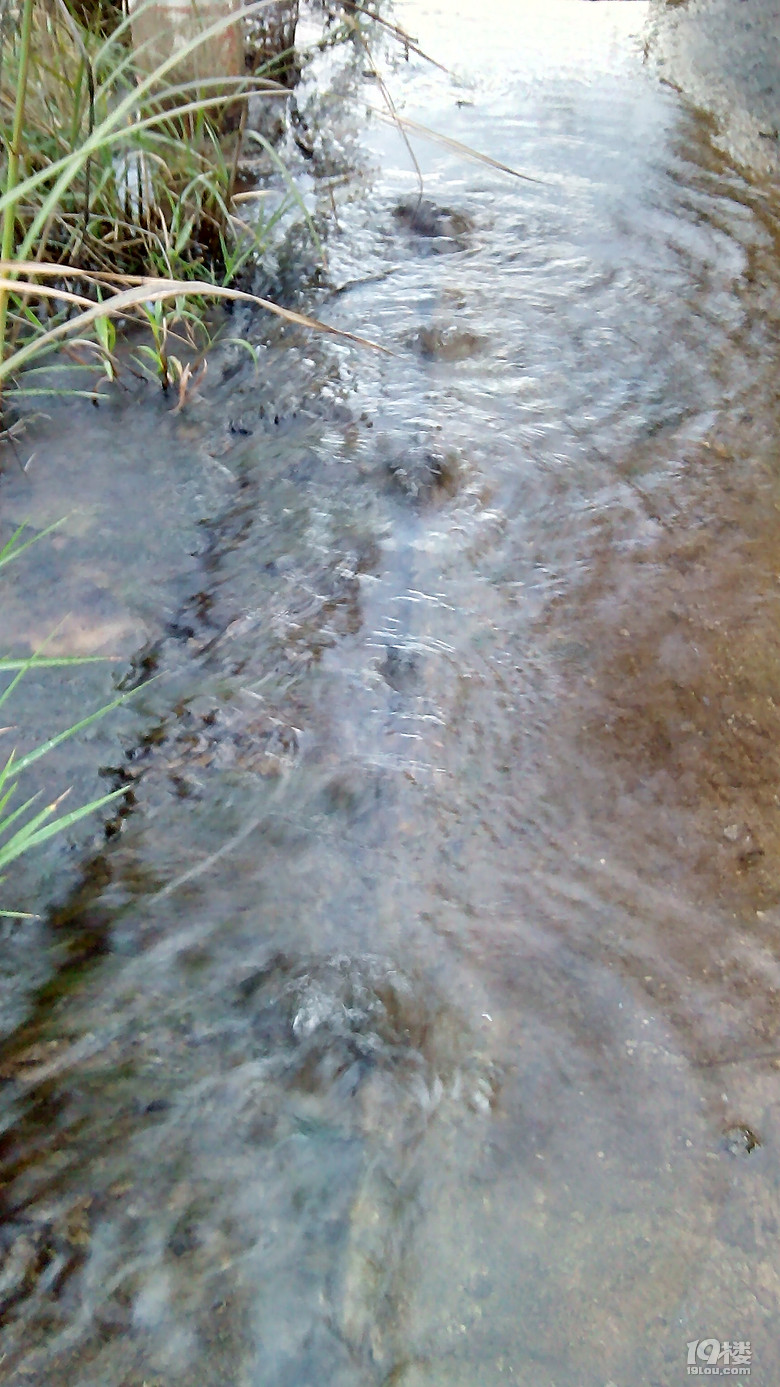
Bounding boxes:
2 2 780 1383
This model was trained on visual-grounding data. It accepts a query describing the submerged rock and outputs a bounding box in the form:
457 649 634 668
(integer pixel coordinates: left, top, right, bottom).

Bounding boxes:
385 443 463 503
723 1124 761 1158
413 323 488 362
379 645 422 695
393 196 474 247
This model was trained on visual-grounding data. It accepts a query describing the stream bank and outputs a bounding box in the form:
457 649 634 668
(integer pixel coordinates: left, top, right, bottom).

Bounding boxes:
650 0 780 178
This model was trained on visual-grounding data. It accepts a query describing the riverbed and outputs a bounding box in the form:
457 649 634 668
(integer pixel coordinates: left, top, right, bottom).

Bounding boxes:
1 2 779 1383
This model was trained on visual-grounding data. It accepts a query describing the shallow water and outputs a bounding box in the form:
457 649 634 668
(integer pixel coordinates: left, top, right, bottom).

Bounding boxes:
3 2 780 1383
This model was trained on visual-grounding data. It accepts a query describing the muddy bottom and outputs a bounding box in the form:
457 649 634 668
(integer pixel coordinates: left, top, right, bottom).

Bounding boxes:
2 2 780 1385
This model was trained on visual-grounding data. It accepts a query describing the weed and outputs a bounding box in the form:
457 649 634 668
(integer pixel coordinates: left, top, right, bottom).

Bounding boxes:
0 521 129 913
0 0 310 413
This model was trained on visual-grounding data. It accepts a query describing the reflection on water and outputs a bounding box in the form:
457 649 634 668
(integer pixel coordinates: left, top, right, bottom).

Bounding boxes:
3 2 780 1383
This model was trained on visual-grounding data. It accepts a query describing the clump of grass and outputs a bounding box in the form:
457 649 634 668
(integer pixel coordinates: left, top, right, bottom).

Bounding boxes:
0 0 313 414
0 0 289 277
0 520 128 916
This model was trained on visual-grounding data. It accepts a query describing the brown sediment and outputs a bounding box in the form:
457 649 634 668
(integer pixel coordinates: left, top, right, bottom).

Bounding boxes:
556 416 780 911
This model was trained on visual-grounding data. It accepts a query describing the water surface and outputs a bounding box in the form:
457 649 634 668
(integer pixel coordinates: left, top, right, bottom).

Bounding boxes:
2 3 780 1384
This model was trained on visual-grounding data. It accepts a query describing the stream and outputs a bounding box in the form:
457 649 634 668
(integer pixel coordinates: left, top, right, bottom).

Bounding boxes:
2 2 780 1383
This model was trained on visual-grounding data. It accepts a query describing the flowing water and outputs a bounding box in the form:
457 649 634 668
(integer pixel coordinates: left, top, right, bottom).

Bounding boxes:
2 2 780 1383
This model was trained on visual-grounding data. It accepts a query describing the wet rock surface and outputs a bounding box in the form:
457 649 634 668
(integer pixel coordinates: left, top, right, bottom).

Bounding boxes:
385 440 463 502
412 323 488 361
723 1124 761 1158
393 197 475 249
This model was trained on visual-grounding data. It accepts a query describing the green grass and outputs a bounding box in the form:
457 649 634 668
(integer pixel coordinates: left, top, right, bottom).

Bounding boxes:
0 521 129 914
0 0 325 412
